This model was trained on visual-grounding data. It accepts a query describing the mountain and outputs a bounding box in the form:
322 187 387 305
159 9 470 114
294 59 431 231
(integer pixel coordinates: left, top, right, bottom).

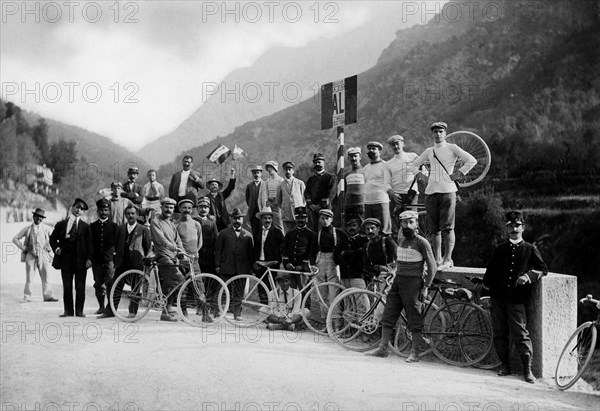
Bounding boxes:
137 2 422 166
158 0 599 186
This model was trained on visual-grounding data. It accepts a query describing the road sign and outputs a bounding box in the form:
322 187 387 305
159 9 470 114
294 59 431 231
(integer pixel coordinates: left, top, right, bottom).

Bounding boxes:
321 75 357 130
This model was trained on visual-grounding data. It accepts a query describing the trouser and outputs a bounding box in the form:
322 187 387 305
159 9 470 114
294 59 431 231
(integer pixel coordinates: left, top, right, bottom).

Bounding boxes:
364 203 392 235
341 278 366 290
254 263 276 305
220 274 245 314
259 308 310 325
109 261 141 315
307 207 320 233
92 261 115 304
344 204 365 221
61 267 87 314
179 257 205 307
24 253 53 299
381 276 424 333
491 299 533 358
158 257 185 306
315 252 340 318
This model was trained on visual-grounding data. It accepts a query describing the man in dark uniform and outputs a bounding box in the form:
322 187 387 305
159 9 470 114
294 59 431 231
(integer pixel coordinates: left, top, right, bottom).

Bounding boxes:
335 215 369 290
49 198 93 317
122 166 144 207
305 153 335 232
483 211 548 384
280 207 314 290
206 167 236 231
362 218 397 284
90 198 119 315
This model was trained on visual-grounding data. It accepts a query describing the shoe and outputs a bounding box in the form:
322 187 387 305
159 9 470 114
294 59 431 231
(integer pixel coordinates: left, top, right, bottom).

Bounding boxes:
44 297 59 302
98 312 115 319
20 296 31 303
406 349 420 363
181 308 188 317
437 259 454 271
94 307 104 315
367 345 389 358
267 323 285 330
59 312 74 317
75 312 86 318
234 311 243 321
287 323 296 332
497 363 511 376
160 313 178 322
522 354 535 384
127 313 136 319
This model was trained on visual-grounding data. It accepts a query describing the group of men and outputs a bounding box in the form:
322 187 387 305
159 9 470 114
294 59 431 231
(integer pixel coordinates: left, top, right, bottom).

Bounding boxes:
13 121 548 383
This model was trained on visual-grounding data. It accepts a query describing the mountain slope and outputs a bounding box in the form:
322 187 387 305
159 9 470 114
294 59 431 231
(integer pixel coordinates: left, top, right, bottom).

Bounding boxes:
137 2 420 166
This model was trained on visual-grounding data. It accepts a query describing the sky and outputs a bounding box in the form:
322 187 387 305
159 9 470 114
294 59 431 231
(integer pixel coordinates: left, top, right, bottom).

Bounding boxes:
1 1 440 151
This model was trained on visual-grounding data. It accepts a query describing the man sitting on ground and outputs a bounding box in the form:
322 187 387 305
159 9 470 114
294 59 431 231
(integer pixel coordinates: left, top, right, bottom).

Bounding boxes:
261 273 309 331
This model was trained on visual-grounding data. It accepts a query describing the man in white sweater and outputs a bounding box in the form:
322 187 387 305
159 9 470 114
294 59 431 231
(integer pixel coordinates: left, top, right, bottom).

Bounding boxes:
412 122 477 270
362 141 392 235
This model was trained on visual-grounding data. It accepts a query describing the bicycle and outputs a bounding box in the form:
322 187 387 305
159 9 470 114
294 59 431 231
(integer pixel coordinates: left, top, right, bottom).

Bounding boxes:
446 131 491 188
555 294 600 390
327 277 493 366
219 261 345 335
109 254 230 327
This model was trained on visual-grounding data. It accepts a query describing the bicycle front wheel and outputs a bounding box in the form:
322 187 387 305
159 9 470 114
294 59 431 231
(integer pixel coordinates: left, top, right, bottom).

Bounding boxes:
446 131 491 187
390 302 439 358
326 289 383 352
222 275 270 327
302 281 345 335
473 296 502 369
110 269 152 322
555 321 597 390
429 301 491 366
177 274 230 327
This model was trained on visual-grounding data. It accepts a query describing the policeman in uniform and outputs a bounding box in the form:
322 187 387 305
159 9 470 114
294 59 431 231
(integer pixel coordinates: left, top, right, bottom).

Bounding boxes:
281 206 314 290
483 211 548 383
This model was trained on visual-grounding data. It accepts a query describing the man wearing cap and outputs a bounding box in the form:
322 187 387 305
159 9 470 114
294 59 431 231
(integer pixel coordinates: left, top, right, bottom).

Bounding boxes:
245 165 264 236
195 197 219 274
305 153 335 232
175 198 203 273
259 161 284 233
412 122 477 270
483 211 548 383
215 208 254 320
151 197 186 321
12 208 58 303
206 168 236 232
90 198 119 315
385 135 422 238
345 147 365 220
309 209 348 320
277 161 306 234
260 273 308 331
142 169 165 222
168 155 204 206
50 198 93 317
122 166 143 207
368 210 435 361
281 206 314 290
362 218 397 284
109 181 134 226
105 204 151 318
335 216 369 290
363 141 392 235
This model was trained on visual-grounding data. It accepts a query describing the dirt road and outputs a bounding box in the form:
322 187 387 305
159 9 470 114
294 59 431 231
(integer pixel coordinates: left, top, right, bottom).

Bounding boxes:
1 221 598 410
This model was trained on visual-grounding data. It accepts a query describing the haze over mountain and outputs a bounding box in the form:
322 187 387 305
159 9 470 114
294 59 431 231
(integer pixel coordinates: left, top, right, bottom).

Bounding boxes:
137 2 422 166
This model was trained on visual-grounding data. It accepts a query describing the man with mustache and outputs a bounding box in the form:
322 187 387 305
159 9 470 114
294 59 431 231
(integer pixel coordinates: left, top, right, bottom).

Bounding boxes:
277 162 306 235
344 147 365 220
483 211 548 384
305 153 335 232
281 206 314 290
362 218 397 285
169 155 204 216
368 211 435 361
336 215 369 290
205 168 236 232
363 142 392 235
150 197 186 321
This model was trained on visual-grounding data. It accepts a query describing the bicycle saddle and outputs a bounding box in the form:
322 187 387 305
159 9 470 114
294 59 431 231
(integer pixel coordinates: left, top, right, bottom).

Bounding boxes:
441 287 473 301
143 256 158 265
256 260 280 268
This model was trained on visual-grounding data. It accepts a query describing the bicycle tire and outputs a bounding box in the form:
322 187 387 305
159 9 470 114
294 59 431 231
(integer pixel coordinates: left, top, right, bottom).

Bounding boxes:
458 304 493 365
301 282 345 335
555 321 597 390
177 274 230 328
390 303 439 358
429 301 490 366
473 296 501 369
326 289 383 352
109 269 152 322
446 131 491 188
222 275 270 327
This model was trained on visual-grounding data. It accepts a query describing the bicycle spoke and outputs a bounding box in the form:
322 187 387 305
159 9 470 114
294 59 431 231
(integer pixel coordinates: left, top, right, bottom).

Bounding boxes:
555 322 597 390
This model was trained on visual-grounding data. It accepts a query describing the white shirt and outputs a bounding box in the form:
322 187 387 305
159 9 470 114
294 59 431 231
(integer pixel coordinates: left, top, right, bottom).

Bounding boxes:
386 152 420 194
178 170 191 196
65 215 79 238
362 161 390 204
259 227 269 260
127 222 137 234
268 287 302 315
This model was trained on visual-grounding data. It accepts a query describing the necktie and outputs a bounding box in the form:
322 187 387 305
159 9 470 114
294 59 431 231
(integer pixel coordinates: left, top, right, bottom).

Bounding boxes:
69 218 78 237
283 290 288 304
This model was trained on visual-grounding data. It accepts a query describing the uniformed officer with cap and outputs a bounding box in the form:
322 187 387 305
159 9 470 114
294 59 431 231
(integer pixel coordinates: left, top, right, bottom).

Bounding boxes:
281 206 314 289
305 153 335 232
90 198 119 316
483 210 548 383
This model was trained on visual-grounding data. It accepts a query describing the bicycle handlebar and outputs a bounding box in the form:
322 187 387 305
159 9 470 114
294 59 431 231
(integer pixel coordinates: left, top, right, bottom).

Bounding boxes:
580 294 600 306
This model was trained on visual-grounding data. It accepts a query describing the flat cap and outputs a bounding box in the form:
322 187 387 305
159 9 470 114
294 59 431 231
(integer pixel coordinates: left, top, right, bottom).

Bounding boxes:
362 217 381 227
197 197 210 207
347 147 361 155
387 135 404 144
250 165 263 172
319 209 334 218
430 122 448 130
111 181 123 188
366 141 383 150
161 197 177 206
399 210 419 220
128 166 139 173
282 161 295 169
73 198 89 211
313 153 325 162
505 210 525 225
178 198 194 208
276 272 291 282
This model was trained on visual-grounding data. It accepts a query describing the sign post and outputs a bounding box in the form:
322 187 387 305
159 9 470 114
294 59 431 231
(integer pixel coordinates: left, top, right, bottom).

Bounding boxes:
321 75 357 226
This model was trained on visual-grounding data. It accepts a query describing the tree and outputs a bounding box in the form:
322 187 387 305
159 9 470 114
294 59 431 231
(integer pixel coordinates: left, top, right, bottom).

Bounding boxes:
47 139 78 184
32 118 50 164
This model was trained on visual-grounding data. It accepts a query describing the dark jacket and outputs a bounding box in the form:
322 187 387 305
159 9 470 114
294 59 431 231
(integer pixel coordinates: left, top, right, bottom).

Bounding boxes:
305 172 335 208
483 240 548 304
49 218 93 271
207 178 236 231
114 223 152 270
122 181 144 205
281 226 314 266
168 169 204 202
90 219 119 264
215 227 254 275
254 226 285 263
336 234 369 279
